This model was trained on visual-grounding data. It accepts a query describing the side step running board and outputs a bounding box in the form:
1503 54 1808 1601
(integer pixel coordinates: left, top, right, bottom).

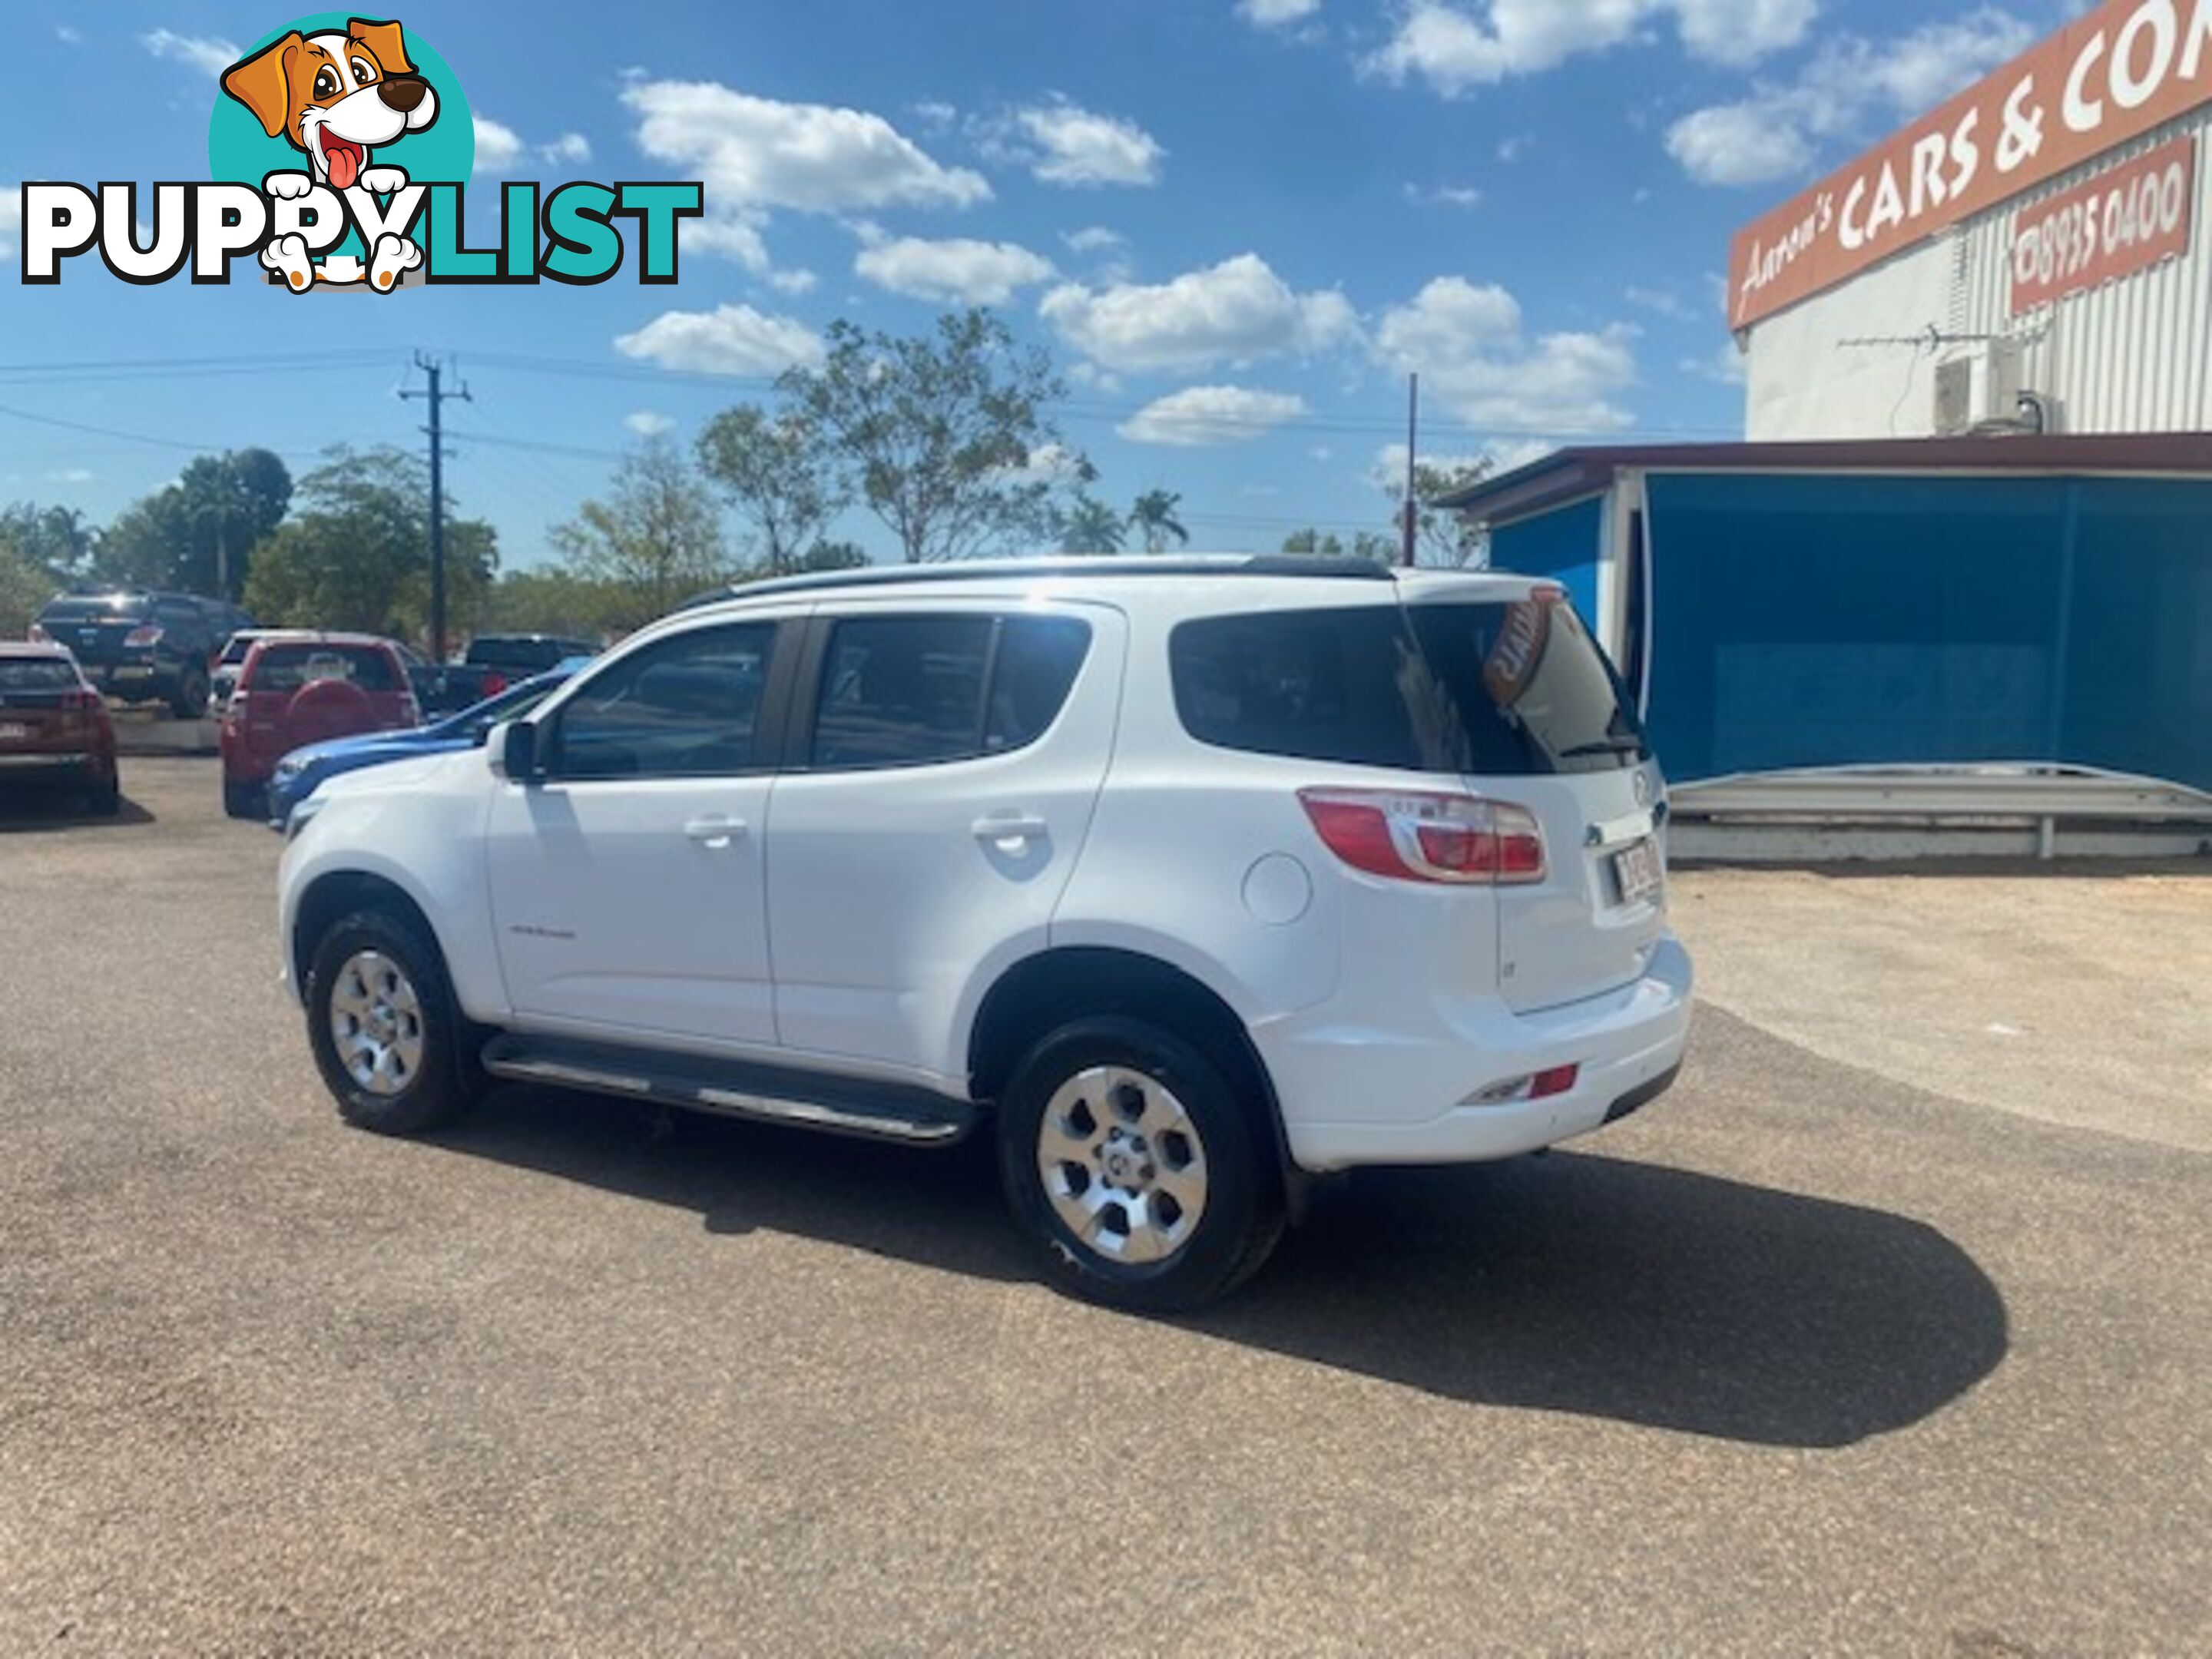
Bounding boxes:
479 1035 979 1147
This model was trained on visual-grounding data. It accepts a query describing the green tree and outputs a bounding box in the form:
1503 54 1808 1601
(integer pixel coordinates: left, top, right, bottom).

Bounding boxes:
695 404 847 578
0 537 59 637
1058 495 1126 555
243 445 494 639
97 450 290 598
1386 459 1492 568
1128 488 1189 555
793 540 869 573
781 309 1080 563
482 568 627 640
1280 528 1346 557
547 439 737 631
0 502 98 581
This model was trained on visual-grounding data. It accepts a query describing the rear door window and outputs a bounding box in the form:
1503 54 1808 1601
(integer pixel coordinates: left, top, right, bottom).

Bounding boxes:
1171 598 1646 776
807 613 1092 771
549 624 775 780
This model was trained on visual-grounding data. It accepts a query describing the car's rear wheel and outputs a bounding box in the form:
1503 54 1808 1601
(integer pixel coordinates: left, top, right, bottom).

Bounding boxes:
171 669 209 721
998 1015 1283 1313
222 780 262 820
305 908 484 1136
84 769 121 817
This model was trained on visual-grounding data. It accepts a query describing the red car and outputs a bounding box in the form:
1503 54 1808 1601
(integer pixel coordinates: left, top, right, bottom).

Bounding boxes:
220 633 419 819
0 641 121 816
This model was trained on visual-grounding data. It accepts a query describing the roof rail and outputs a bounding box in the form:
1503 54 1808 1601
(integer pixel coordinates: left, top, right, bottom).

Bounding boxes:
676 553 1397 611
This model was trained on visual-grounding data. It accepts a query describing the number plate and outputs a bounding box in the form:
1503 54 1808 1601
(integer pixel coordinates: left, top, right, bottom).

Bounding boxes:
1612 837 1664 906
0 723 28 742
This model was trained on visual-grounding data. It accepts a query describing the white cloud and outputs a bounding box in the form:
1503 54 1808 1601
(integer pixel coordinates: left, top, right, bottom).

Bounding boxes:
1013 99 1164 187
1404 181 1484 208
1684 339 1749 384
476 121 598 174
56 25 82 45
680 210 815 294
1364 0 1816 95
45 467 94 484
767 267 819 295
614 305 825 376
1374 276 1638 432
1062 225 1125 254
0 190 18 257
912 100 959 132
475 117 526 174
1120 386 1311 445
1041 253 1356 373
1240 0 1323 25
141 28 239 76
624 81 990 211
1667 8 2035 186
1625 284 1692 320
855 236 1057 305
1002 442 1092 487
624 412 677 437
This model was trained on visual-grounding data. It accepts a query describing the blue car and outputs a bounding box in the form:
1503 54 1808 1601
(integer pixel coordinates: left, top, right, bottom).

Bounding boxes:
267 658 589 827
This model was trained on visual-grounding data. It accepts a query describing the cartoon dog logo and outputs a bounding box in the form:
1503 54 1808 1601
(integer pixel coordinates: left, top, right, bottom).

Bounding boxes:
220 18 438 292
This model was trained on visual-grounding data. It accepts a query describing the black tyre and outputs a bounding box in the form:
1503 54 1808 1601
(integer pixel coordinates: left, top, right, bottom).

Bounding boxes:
171 669 209 720
303 907 485 1135
998 1015 1284 1313
84 771 121 817
222 780 262 820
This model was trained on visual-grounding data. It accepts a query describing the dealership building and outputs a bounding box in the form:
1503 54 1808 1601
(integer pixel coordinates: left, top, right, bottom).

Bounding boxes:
1445 0 2212 853
1734 0 2212 440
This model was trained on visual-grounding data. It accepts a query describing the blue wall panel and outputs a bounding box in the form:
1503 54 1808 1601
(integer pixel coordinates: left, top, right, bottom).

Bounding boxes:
1489 497 1603 626
1636 472 2212 790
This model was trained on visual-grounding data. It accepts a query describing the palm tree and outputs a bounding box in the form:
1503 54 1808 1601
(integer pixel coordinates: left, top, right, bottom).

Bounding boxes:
1128 489 1190 555
1058 495 1127 555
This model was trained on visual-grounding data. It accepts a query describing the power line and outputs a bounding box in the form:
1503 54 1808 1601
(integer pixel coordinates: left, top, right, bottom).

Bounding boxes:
0 400 334 460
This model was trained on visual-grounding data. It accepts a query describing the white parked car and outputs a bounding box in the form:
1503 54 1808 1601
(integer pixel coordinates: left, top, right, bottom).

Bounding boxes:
277 558 1690 1310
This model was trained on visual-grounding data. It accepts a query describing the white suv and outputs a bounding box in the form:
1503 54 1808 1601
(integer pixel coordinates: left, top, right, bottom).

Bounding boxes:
277 558 1691 1310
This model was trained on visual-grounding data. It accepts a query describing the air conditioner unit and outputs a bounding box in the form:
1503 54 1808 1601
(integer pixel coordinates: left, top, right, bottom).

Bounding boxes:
1932 338 2028 435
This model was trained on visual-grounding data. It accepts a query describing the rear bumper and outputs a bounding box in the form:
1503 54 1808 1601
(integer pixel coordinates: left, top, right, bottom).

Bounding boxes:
1256 935 1694 1173
0 751 101 772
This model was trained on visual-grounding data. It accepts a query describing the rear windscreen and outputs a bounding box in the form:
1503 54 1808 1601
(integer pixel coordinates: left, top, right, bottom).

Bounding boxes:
468 639 558 669
40 597 147 623
247 645 399 693
0 658 81 691
1170 599 1647 776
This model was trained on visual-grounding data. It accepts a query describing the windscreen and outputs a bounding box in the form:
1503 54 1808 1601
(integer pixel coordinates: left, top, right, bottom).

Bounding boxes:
40 597 148 623
247 645 399 694
1171 598 1646 777
0 658 82 691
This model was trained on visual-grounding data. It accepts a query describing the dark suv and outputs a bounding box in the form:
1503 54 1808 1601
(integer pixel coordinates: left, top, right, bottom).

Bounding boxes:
31 591 228 718
432 633 599 714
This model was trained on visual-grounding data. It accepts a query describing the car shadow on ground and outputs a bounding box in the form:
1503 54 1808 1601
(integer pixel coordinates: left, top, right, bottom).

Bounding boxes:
0 795 154 833
435 1085 2007 1451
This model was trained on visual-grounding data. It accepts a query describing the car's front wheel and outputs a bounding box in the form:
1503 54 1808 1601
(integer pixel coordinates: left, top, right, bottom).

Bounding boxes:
304 908 484 1135
171 668 209 721
221 780 262 820
998 1016 1284 1313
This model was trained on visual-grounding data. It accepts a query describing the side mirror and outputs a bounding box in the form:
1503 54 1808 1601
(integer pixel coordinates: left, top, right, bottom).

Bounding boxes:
485 719 538 782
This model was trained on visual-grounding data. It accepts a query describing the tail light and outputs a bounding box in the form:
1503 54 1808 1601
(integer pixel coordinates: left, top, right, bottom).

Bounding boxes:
56 687 104 733
27 623 51 643
1467 1065 1581 1106
481 672 508 698
397 693 422 727
123 624 164 648
1299 789 1546 886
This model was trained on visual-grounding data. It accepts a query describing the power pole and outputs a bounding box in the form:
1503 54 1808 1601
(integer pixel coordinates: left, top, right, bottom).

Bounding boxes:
1400 373 1420 568
400 353 471 661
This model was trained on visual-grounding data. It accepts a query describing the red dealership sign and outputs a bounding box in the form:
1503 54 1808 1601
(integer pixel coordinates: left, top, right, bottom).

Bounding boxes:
1730 0 2212 329
2010 136 2197 313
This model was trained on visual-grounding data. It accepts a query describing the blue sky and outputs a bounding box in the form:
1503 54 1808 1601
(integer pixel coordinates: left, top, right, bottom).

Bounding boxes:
1 0 2073 568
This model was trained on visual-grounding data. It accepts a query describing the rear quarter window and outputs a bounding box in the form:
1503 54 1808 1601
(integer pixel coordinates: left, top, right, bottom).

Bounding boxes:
1171 598 1647 777
0 658 82 691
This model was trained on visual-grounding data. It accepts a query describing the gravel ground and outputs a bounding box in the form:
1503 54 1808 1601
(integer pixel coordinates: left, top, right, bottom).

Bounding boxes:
2 759 2206 1657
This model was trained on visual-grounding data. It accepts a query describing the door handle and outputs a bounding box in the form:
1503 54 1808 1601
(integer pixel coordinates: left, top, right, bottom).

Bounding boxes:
684 816 747 848
972 813 1049 846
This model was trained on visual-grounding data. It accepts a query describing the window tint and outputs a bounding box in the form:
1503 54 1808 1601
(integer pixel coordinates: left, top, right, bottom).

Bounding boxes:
246 644 400 694
551 624 773 779
1171 600 1646 777
810 614 1091 770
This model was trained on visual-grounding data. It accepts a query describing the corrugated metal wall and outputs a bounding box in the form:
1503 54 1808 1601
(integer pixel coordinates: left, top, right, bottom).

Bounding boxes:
1953 107 2212 432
